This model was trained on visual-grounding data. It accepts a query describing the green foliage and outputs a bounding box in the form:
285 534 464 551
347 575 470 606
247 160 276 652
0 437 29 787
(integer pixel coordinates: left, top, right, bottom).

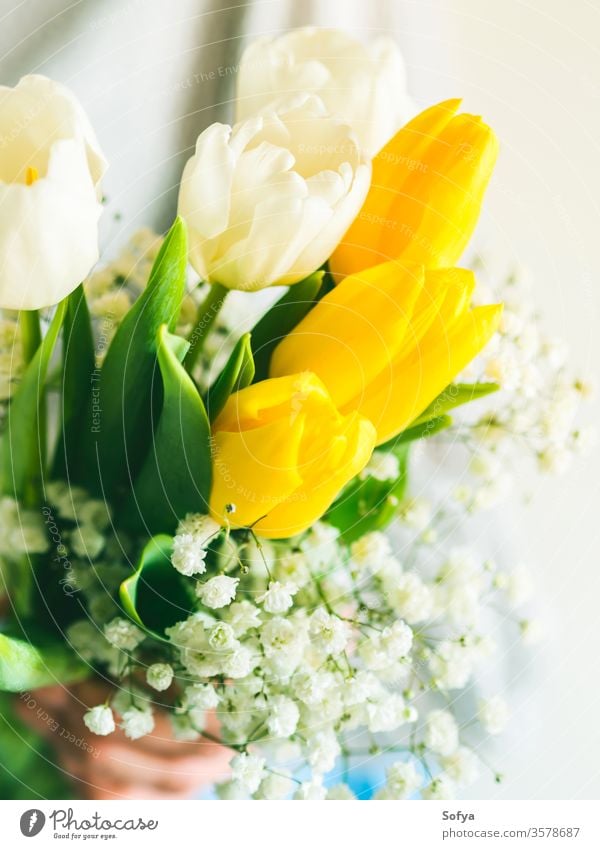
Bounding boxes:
410 381 499 427
326 443 410 544
119 535 193 637
251 271 325 380
0 693 71 799
52 285 95 479
126 326 212 535
205 332 255 421
2 301 66 503
0 631 88 692
81 217 188 498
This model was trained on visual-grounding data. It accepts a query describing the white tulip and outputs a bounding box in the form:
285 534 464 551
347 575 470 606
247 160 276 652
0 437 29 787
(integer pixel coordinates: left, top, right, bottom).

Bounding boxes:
178 94 371 291
236 28 414 156
0 75 107 310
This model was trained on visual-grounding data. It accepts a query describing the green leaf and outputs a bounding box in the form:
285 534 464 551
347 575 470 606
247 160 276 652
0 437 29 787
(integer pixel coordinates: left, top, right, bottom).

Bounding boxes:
82 217 188 498
125 325 212 535
2 301 66 503
52 285 95 480
0 632 88 692
251 271 325 380
119 535 193 637
326 444 410 544
394 414 453 445
0 692 72 799
205 332 255 421
411 381 500 427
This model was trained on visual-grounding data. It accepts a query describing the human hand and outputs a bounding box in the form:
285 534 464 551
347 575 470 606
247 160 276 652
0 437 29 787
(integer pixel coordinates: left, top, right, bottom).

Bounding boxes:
15 679 230 799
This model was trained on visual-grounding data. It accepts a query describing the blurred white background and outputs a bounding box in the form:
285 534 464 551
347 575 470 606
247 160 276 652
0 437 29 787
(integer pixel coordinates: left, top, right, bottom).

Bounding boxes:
2 0 598 799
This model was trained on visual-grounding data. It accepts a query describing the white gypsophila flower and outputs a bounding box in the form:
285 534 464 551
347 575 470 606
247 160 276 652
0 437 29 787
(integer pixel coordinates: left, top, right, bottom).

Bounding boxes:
260 617 307 676
225 600 262 636
441 747 480 788
425 709 459 756
300 520 340 566
236 28 413 156
257 580 298 613
478 696 509 735
399 497 432 531
307 728 340 775
362 450 400 481
178 94 370 292
428 641 474 691
183 683 221 711
165 612 212 650
83 705 115 736
326 784 356 800
294 778 327 801
386 571 433 624
367 693 411 733
504 565 534 607
216 779 249 800
309 608 350 656
207 621 239 653
120 707 155 740
176 513 221 543
195 575 239 609
380 620 413 660
385 760 422 799
422 775 456 800
171 533 208 577
103 617 145 651
255 771 294 800
267 695 300 739
230 752 266 794
0 75 107 310
146 663 174 692
350 531 392 573
222 645 258 679
69 524 105 559
275 551 311 588
293 669 337 706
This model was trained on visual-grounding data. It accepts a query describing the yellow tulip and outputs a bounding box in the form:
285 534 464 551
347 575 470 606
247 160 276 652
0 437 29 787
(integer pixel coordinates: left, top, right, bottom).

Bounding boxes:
209 372 376 539
270 262 502 445
330 99 498 279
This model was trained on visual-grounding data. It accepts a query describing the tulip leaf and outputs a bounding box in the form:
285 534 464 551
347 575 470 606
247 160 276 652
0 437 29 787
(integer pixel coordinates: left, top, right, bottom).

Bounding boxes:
2 301 66 504
119 535 194 638
205 332 255 421
326 444 410 544
82 217 188 499
124 325 212 535
395 414 453 445
0 630 88 692
411 381 500 427
251 271 325 380
52 285 95 480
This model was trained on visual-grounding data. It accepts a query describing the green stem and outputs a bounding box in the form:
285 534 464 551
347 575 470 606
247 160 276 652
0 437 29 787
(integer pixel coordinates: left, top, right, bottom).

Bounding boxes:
184 283 228 373
19 309 41 365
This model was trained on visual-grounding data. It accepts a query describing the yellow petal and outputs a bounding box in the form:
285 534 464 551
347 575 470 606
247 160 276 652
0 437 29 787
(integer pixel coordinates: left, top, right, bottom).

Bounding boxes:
213 371 331 432
270 262 424 408
356 303 503 444
330 99 498 279
210 413 305 528
254 413 377 538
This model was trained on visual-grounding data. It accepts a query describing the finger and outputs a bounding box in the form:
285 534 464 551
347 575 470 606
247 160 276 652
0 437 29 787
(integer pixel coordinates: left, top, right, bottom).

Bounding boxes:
87 741 229 793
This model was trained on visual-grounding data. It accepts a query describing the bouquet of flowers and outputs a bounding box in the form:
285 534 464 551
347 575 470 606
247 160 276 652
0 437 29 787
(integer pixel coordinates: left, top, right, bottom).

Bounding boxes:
0 29 591 800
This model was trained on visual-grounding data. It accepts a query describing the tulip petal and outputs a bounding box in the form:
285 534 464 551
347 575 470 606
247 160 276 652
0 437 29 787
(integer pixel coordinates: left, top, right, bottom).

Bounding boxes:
210 413 305 529
357 303 503 444
270 262 424 408
253 412 376 538
213 372 330 432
